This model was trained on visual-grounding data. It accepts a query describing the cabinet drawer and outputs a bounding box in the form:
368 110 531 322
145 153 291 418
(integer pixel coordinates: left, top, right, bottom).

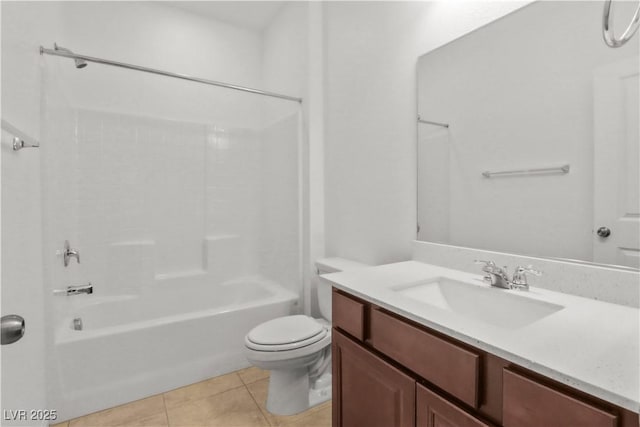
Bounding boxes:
417 383 492 427
332 290 366 341
370 308 480 408
503 369 618 427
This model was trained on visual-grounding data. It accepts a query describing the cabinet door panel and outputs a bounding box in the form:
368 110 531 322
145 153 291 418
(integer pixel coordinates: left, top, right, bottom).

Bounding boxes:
503 369 618 427
417 384 491 427
333 330 415 427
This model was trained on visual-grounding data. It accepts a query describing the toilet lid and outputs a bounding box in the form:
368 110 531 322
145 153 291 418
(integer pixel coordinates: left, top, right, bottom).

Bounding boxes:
247 315 325 346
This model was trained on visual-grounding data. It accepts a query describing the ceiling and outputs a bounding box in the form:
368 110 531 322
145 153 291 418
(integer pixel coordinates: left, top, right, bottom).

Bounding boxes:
163 1 286 32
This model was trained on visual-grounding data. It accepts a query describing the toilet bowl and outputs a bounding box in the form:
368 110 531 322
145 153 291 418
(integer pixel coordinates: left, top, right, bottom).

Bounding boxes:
244 258 368 415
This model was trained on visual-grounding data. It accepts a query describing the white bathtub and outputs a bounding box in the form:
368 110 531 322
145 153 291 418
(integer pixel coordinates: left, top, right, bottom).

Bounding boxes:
51 276 298 421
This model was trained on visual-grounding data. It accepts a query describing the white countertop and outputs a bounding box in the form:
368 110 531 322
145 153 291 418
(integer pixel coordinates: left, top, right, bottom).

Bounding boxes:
322 261 640 413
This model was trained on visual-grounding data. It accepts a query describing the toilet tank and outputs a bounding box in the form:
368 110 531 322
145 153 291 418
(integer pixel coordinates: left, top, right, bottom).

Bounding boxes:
315 258 369 321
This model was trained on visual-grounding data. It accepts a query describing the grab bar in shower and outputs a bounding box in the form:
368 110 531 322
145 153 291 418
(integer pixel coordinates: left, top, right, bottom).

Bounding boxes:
482 164 570 178
417 116 449 128
1 119 40 151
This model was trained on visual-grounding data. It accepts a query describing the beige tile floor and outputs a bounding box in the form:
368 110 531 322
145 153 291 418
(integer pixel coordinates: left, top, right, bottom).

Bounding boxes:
51 367 331 427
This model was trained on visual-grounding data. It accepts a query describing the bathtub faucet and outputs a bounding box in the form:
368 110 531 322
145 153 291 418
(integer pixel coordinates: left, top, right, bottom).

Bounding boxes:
53 283 93 296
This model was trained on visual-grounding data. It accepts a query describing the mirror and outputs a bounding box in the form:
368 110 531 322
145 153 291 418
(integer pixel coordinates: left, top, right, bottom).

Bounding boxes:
417 1 639 270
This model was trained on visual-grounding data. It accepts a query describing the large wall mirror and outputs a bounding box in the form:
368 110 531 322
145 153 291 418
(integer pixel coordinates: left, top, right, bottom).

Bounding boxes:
417 1 639 270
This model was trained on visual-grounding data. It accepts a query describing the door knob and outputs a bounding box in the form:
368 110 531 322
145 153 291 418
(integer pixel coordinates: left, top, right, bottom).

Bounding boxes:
1 314 25 345
596 226 611 238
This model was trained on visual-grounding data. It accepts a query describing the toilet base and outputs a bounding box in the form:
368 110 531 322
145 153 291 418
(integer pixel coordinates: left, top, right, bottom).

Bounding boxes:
265 371 333 416
266 367 309 415
309 372 332 408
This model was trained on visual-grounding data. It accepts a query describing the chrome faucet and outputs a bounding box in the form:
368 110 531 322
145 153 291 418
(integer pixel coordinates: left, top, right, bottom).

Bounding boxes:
474 261 542 291
474 260 511 289
53 283 93 296
510 265 542 291
63 240 80 267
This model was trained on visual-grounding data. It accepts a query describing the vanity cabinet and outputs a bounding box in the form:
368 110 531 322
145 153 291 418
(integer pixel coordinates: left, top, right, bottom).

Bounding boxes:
332 331 415 427
502 370 618 427
332 289 638 427
417 384 490 427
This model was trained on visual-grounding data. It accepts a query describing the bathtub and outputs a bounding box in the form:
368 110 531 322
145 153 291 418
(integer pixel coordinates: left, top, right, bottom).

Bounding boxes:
51 276 298 421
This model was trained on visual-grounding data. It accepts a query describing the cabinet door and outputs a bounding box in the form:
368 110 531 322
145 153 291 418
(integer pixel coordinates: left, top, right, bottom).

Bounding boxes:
333 330 415 427
503 369 618 427
417 384 491 427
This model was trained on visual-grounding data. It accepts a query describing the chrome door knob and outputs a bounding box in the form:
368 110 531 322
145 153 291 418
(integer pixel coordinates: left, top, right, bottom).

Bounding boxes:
596 226 611 238
1 315 25 345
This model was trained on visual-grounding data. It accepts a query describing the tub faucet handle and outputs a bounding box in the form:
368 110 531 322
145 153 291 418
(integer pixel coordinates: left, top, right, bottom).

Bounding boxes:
63 240 80 267
53 283 93 296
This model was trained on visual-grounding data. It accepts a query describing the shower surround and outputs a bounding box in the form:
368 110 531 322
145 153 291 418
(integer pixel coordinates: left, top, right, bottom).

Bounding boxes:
42 94 302 420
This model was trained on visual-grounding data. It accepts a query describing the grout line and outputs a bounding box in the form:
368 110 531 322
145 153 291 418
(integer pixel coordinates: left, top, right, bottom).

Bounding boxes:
161 393 170 427
237 369 270 387
244 383 274 427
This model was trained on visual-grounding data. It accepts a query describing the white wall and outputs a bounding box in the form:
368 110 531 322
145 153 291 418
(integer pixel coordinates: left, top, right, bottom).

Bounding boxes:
1 2 60 423
324 1 531 265
2 1 305 419
48 1 264 126
262 2 331 316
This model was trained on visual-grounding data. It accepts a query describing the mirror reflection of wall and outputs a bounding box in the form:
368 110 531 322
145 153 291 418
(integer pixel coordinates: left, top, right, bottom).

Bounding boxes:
417 1 639 269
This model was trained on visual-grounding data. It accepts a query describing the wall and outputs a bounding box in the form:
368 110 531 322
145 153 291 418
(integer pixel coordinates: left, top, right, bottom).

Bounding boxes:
262 2 331 315
47 1 264 125
1 2 60 423
261 2 308 309
31 1 285 306
2 1 305 419
324 1 531 266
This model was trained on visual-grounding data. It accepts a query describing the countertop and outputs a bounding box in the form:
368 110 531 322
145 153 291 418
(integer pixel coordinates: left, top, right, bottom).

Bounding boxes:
322 261 640 413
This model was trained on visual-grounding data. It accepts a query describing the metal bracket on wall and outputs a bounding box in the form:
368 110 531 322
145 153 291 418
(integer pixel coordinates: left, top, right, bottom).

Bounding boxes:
1 119 40 151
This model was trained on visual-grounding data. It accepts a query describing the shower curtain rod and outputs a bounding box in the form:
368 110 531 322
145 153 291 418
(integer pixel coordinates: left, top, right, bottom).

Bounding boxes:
39 45 303 103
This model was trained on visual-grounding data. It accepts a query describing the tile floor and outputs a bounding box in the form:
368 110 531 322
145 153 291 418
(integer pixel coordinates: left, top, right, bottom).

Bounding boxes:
51 367 331 427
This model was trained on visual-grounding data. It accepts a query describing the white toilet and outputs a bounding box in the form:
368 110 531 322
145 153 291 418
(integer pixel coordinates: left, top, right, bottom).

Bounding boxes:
244 258 368 415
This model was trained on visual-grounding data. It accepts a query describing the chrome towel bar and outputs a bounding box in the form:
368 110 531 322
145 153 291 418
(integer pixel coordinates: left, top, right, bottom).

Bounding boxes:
417 116 449 128
482 164 570 178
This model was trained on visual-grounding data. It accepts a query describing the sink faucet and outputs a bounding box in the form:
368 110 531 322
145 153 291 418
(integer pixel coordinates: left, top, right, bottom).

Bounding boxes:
510 265 542 291
474 261 542 291
474 260 511 289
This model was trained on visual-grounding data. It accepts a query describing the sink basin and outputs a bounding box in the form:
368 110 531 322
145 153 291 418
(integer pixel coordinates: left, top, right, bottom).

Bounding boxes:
392 277 563 329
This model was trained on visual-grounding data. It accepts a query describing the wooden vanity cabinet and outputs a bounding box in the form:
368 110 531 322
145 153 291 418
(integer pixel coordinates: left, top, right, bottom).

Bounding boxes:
417 384 491 427
331 289 639 427
502 369 618 427
332 330 415 427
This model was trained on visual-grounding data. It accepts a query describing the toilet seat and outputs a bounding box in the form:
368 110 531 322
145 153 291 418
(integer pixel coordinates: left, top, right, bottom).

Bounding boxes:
246 315 328 352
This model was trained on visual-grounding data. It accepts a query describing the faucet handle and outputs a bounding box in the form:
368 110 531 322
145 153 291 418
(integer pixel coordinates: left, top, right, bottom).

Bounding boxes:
474 260 496 284
516 265 542 276
511 265 541 290
474 260 496 269
63 240 80 267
